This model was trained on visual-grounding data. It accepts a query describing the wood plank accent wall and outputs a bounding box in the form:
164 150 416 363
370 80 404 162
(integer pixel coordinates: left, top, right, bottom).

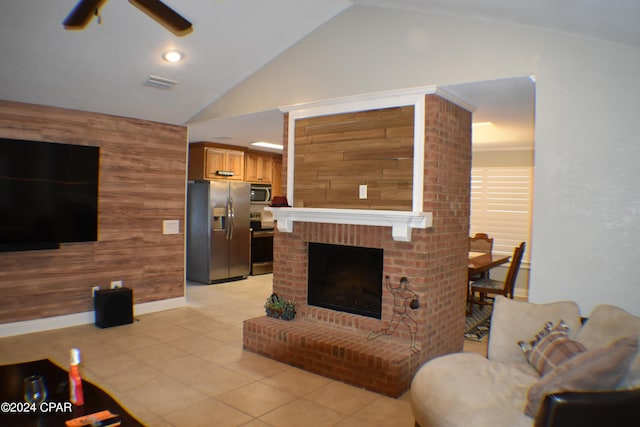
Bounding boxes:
293 106 414 210
0 101 187 324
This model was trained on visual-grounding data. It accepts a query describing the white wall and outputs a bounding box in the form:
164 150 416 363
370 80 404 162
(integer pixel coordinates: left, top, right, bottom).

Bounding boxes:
204 6 640 316
472 150 534 169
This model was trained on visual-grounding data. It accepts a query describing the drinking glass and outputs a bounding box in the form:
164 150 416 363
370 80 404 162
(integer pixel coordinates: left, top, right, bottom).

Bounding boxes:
23 375 47 405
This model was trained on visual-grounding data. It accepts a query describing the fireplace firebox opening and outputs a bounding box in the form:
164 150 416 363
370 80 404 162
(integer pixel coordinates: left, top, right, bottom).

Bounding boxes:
307 242 383 319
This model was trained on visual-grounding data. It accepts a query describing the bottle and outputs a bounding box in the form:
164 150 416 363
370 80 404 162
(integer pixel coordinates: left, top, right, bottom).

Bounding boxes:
69 348 84 405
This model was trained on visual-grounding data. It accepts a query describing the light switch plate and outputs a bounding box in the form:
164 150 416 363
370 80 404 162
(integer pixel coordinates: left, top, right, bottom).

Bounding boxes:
162 219 180 235
359 185 367 199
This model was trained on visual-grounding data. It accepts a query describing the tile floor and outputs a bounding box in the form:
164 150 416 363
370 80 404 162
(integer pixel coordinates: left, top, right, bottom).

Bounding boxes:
0 274 487 426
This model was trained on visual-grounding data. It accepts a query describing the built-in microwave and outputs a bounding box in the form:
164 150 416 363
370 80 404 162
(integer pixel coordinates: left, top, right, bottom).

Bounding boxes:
250 184 271 204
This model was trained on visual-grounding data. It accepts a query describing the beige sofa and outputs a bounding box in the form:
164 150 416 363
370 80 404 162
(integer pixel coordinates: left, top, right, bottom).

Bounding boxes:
410 296 640 427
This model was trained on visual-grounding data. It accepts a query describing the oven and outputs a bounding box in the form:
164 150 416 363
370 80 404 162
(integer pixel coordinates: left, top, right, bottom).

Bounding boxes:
250 212 274 275
250 228 274 275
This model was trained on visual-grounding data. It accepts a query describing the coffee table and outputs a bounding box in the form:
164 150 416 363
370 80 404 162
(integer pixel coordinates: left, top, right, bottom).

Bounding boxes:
0 359 144 426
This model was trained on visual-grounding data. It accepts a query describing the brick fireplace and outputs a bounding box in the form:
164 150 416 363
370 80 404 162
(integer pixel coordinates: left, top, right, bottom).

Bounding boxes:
243 93 471 397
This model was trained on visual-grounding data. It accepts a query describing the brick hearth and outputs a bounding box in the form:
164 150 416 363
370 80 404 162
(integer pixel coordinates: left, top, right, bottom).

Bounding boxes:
243 94 471 397
243 315 422 397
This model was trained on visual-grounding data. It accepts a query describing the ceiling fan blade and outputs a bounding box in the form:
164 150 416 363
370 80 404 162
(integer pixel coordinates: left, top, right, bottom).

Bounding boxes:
129 0 193 36
63 0 108 30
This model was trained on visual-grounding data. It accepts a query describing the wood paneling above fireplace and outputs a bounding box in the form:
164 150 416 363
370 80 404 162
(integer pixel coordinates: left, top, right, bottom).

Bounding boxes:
294 106 414 210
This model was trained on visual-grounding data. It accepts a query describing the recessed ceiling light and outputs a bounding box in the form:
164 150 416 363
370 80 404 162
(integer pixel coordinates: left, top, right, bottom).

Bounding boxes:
162 50 184 63
251 141 283 150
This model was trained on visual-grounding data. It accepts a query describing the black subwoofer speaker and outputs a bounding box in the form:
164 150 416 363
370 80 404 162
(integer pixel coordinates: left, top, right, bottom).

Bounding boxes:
94 287 133 328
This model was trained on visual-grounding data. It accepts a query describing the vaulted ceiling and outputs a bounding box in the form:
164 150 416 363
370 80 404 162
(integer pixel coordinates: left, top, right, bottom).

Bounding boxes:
1 1 638 151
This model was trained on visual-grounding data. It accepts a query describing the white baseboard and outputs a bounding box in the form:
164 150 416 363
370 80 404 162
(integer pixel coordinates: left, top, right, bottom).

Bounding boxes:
132 297 187 316
0 297 187 338
514 288 529 301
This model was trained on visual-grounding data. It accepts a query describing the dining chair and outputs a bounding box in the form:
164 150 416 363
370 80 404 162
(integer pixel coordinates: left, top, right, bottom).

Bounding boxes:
469 233 493 254
468 241 526 314
468 233 494 281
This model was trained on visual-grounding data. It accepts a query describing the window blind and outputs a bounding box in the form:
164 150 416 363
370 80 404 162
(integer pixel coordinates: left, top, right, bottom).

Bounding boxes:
470 166 533 263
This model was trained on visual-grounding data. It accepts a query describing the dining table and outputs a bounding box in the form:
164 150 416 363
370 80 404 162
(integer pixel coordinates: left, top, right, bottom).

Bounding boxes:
468 251 510 278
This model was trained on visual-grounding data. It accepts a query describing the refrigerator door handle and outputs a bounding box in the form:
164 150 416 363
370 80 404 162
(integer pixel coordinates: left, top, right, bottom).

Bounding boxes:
228 197 235 240
224 198 232 240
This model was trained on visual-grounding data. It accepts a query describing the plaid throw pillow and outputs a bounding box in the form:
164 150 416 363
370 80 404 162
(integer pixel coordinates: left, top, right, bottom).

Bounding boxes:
518 321 586 376
525 335 638 417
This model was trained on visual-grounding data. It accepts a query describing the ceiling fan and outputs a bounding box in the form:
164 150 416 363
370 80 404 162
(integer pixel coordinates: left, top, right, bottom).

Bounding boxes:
63 0 193 36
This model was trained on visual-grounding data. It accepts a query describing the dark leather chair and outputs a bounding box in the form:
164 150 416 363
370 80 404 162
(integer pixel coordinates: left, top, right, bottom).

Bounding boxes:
534 388 640 427
415 388 640 427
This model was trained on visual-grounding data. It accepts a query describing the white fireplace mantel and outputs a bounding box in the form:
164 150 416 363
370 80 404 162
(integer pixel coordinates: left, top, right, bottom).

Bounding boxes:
265 207 433 242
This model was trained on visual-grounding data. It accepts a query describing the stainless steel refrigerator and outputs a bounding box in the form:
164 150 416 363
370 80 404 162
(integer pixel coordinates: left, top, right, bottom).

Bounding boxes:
187 180 251 283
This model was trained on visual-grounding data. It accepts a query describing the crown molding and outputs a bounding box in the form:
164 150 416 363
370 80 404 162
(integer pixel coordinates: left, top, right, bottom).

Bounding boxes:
279 84 475 117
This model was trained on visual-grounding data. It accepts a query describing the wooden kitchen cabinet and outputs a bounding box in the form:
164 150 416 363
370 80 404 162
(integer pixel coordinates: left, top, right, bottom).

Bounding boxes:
245 153 274 183
272 157 283 196
206 148 244 181
188 143 244 181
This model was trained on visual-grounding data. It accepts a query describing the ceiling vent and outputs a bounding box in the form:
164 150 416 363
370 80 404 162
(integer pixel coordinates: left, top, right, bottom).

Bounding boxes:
144 75 179 90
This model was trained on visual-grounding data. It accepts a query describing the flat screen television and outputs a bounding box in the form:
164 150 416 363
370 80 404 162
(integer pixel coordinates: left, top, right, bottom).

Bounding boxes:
0 138 99 252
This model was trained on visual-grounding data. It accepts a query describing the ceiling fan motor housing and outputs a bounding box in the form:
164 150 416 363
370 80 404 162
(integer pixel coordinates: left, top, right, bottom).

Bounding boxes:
63 0 193 36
